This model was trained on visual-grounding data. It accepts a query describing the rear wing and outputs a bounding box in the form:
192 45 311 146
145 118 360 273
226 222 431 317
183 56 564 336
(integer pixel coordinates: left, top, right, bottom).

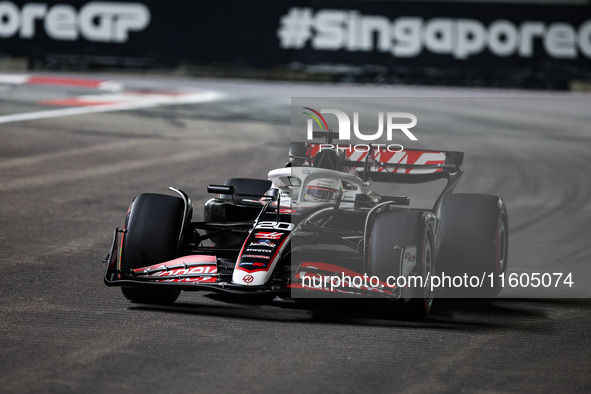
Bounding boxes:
289 142 463 184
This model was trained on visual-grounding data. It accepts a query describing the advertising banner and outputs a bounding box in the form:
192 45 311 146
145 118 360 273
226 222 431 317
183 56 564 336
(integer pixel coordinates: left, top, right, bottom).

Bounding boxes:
1 1 590 86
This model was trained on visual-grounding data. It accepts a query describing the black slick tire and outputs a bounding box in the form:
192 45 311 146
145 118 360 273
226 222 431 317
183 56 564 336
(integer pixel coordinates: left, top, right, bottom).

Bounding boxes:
436 193 509 297
120 193 184 304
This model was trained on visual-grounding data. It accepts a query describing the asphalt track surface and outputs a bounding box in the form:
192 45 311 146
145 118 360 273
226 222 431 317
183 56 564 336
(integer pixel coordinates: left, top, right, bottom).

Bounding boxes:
1 73 590 393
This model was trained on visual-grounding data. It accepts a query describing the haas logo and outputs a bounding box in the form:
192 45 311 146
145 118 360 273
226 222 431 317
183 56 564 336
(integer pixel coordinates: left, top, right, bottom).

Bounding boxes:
255 232 283 240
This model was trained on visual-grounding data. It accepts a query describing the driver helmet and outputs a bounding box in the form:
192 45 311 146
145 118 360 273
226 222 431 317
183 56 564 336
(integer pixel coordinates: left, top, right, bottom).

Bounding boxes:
304 178 342 203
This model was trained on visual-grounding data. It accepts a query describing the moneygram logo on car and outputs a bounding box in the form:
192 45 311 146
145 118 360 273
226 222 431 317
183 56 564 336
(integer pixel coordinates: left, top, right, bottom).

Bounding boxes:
0 1 150 43
302 106 417 152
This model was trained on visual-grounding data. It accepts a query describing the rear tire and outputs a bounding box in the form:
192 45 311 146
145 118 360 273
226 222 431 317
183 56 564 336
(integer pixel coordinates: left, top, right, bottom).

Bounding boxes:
436 193 509 297
120 193 184 304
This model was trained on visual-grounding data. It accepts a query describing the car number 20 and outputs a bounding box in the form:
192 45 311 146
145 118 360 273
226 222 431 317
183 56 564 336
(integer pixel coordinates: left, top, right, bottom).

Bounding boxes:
255 221 295 231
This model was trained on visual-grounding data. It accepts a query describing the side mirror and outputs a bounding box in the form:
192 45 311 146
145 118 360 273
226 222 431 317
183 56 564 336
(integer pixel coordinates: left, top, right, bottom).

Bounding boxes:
354 194 373 208
380 195 410 206
207 185 235 195
289 142 308 166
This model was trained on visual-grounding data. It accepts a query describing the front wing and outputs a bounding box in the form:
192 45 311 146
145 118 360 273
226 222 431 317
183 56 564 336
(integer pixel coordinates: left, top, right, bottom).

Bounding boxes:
103 228 401 299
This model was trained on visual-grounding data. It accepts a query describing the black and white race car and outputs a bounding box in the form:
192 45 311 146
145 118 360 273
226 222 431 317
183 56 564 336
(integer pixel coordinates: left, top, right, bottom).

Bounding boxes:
104 140 508 319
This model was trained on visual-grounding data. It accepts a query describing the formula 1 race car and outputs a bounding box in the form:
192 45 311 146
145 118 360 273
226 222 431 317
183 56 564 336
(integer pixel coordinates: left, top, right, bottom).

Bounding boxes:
104 138 508 319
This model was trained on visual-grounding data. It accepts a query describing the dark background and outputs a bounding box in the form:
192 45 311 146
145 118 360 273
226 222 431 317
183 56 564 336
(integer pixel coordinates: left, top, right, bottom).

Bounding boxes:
1 0 591 88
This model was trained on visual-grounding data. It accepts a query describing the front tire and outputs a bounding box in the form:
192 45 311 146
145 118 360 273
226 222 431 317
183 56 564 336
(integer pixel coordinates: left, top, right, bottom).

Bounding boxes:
120 193 185 304
400 229 435 320
368 210 435 320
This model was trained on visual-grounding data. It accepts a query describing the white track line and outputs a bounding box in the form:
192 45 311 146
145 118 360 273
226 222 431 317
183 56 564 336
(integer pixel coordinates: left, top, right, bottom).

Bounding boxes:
0 75 30 84
0 91 224 124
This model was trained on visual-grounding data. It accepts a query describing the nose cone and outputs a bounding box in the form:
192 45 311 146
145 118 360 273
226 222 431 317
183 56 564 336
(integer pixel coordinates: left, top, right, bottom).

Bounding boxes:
232 269 272 286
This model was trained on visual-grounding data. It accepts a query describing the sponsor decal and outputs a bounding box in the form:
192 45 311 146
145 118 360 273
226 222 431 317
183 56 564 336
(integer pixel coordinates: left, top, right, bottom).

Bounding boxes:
404 250 416 263
153 265 216 277
255 221 294 231
278 8 591 60
401 246 418 278
0 1 150 43
238 259 270 270
239 261 267 268
245 248 273 253
137 264 217 283
242 254 271 260
243 274 254 283
249 240 276 248
238 261 268 269
236 224 290 274
254 231 284 240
